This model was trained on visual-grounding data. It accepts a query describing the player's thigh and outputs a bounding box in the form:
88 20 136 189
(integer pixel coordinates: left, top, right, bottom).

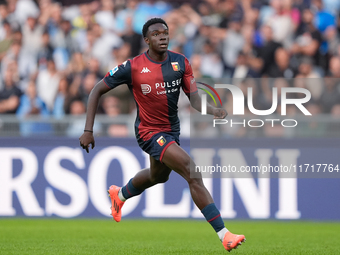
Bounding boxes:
150 155 172 181
161 143 199 181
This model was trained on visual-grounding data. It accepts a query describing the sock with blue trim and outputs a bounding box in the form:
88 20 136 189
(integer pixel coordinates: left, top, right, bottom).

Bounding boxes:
201 203 228 241
119 178 143 201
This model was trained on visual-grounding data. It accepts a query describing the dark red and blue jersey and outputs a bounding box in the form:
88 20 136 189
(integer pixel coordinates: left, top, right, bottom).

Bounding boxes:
103 50 198 142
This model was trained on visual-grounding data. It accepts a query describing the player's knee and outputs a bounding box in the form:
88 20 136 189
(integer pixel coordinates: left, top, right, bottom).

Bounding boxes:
177 158 192 181
157 174 170 183
150 174 169 184
187 177 203 187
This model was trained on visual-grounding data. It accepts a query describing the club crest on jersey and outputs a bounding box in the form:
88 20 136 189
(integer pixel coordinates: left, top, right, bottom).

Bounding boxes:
109 66 118 76
157 136 166 146
171 62 180 71
141 84 151 95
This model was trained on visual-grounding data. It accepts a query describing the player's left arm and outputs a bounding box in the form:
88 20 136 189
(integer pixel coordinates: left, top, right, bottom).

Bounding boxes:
182 58 227 119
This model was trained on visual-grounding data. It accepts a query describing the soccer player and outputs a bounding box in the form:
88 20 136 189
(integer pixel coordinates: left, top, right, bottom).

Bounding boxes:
79 17 245 252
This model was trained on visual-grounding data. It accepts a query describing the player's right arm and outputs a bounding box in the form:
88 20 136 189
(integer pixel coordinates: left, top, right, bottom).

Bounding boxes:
79 79 110 153
79 60 132 153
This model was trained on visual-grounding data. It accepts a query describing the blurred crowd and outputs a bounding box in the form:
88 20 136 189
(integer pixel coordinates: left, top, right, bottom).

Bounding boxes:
0 0 340 137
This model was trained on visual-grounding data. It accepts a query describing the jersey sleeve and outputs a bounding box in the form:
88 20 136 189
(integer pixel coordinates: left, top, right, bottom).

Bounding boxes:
182 57 198 96
103 60 132 89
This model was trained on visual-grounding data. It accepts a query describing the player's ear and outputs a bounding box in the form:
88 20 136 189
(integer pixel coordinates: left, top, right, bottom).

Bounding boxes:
144 37 149 45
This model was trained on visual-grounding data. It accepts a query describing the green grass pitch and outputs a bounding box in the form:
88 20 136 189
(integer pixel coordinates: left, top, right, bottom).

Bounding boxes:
0 219 339 254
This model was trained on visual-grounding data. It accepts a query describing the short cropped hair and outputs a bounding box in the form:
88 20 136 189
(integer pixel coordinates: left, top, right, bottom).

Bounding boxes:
142 18 168 38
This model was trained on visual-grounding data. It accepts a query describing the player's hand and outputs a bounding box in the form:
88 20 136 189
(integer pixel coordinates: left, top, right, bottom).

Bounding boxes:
79 132 95 153
213 108 228 119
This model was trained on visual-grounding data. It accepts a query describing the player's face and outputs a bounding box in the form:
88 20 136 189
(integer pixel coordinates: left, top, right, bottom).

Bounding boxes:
145 23 169 54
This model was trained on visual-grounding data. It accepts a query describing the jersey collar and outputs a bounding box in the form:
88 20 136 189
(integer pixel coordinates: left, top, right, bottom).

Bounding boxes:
145 50 168 64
